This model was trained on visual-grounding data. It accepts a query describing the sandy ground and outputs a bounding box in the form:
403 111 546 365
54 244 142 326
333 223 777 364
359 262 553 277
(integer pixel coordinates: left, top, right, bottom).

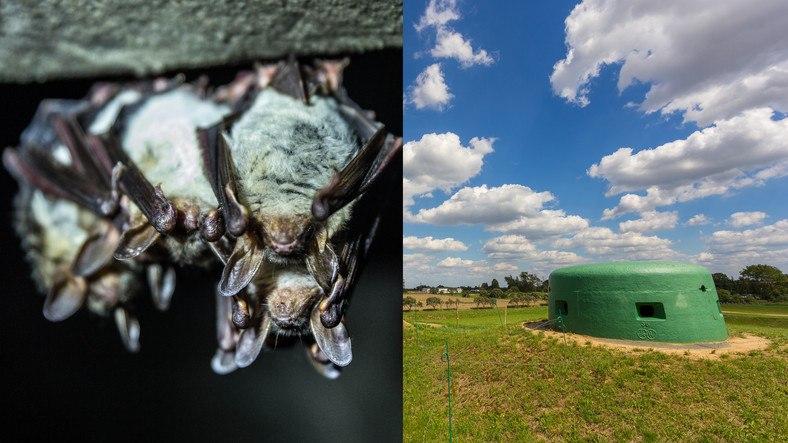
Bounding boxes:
403 320 444 328
523 321 771 360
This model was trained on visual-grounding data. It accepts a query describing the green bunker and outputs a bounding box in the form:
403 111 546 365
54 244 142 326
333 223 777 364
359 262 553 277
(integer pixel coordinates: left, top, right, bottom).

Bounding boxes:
548 262 728 343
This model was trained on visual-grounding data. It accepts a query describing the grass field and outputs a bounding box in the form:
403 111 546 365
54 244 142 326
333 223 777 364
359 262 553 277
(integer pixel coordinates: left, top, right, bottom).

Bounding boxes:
721 302 788 315
404 306 788 441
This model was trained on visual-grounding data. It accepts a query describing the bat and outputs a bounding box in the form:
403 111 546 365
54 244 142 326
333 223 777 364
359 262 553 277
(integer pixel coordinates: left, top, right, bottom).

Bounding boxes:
3 58 402 377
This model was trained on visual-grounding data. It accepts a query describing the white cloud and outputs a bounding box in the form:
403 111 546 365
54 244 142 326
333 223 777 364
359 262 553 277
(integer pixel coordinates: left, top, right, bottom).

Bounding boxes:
686 214 711 227
437 256 476 267
550 0 788 126
415 0 494 69
552 227 677 261
403 236 468 252
589 108 788 218
403 252 514 287
409 184 589 239
493 263 519 272
403 253 436 273
403 132 494 206
707 219 788 253
415 0 459 32
431 27 494 68
482 235 587 266
694 248 788 278
407 63 455 111
727 211 769 228
619 211 678 233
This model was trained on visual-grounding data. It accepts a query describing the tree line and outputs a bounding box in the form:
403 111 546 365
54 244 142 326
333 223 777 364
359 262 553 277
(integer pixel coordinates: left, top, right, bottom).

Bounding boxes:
405 264 787 306
713 264 788 303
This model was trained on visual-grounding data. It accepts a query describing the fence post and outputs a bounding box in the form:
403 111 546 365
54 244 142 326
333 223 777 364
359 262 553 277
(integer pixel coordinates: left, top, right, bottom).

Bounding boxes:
455 302 459 328
558 312 567 346
441 340 452 442
505 305 507 326
414 307 419 344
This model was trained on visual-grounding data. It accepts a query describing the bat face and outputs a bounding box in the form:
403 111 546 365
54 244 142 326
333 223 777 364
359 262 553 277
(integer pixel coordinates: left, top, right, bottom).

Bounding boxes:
3 59 401 377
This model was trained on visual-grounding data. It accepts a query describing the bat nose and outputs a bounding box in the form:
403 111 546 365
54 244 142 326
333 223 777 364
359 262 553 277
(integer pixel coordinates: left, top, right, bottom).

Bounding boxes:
272 240 296 255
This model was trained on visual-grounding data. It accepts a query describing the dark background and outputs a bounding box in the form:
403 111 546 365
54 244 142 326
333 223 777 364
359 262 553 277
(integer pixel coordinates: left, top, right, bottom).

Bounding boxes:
0 49 402 441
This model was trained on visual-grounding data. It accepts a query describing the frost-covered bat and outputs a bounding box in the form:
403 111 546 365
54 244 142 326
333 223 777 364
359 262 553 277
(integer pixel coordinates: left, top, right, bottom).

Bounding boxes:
3 58 402 377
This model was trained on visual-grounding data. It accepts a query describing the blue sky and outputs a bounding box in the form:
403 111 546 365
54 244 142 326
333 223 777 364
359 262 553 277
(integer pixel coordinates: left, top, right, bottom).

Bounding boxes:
402 0 788 287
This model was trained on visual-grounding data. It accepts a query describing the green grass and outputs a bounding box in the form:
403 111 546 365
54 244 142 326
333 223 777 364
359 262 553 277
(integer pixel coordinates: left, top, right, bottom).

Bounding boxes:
406 306 548 329
404 306 788 442
721 302 788 315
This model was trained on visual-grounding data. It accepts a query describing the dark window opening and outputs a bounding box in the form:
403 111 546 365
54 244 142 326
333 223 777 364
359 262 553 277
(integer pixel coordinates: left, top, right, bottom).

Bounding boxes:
636 302 666 320
555 300 568 316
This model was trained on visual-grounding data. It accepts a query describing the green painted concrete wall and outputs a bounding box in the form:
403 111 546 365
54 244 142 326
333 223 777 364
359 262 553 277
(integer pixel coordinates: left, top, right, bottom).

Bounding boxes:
548 262 728 343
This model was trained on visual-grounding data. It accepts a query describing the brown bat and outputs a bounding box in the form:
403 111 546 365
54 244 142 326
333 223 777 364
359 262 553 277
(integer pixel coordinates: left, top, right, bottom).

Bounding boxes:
3 58 402 377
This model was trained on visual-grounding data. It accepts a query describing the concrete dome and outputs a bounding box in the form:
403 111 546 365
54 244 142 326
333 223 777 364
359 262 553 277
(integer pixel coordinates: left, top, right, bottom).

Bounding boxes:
548 262 727 343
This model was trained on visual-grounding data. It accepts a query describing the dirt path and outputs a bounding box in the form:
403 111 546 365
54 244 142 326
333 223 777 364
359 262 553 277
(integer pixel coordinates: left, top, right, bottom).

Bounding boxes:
403 320 444 328
522 321 771 360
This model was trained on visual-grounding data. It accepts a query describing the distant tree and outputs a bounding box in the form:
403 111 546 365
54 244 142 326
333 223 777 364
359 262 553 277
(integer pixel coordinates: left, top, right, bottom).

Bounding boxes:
490 288 504 299
716 289 735 304
403 296 417 311
491 279 500 289
740 264 788 301
481 282 489 289
479 289 489 297
426 297 442 310
415 301 424 309
712 273 734 291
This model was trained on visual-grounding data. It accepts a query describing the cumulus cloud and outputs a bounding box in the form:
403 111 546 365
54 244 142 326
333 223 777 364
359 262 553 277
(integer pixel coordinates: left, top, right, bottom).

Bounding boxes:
619 211 678 233
686 214 711 227
407 63 455 111
589 108 788 218
414 0 495 69
727 211 769 228
431 27 494 68
550 0 788 125
437 257 476 267
695 248 788 278
552 227 677 260
403 252 515 287
403 132 494 206
409 184 589 239
403 236 468 252
414 0 459 31
707 219 788 253
482 235 587 266
403 253 436 273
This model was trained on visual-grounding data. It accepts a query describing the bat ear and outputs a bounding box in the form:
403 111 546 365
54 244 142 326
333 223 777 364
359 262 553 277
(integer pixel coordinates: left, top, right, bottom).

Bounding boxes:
147 264 176 311
114 306 140 353
212 290 239 375
305 343 342 379
235 313 271 368
71 220 119 277
114 222 160 260
43 276 87 322
310 304 352 367
218 233 265 297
